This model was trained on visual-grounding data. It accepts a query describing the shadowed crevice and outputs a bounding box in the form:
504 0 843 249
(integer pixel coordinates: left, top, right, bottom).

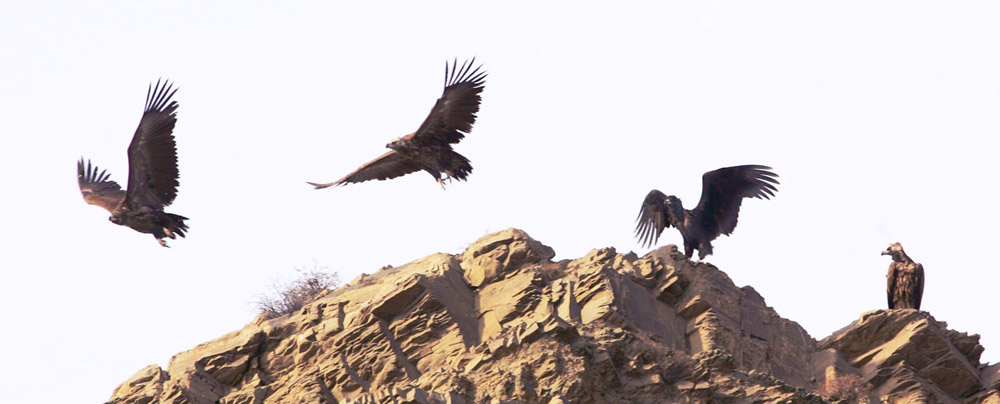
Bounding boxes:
339 351 370 393
379 319 422 380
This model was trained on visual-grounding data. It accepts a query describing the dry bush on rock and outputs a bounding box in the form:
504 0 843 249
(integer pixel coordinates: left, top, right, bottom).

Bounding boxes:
818 373 871 403
255 263 340 317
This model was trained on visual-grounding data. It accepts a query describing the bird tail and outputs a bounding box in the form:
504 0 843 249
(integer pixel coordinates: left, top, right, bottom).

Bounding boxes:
164 213 189 238
442 150 473 181
306 181 337 189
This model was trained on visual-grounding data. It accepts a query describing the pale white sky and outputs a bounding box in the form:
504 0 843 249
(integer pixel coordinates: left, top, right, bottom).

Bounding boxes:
1 1 998 402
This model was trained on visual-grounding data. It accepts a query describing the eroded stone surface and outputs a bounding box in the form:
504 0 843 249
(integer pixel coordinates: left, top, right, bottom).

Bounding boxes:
459 228 555 288
818 309 990 403
107 229 996 404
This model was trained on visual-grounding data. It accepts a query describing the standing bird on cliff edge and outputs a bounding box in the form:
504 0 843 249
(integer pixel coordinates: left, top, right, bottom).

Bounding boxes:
77 79 188 247
307 58 486 190
883 243 925 310
634 165 779 260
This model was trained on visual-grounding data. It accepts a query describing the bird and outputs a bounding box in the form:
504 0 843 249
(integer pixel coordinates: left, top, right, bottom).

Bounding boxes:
77 79 188 247
882 243 925 310
634 165 779 260
308 58 486 190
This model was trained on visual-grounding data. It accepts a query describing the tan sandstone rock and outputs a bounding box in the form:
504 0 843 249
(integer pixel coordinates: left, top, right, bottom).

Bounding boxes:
818 309 991 403
107 229 996 404
459 228 555 288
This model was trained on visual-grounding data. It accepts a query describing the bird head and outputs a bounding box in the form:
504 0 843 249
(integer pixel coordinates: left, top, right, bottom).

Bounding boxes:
109 214 124 225
882 242 905 260
386 137 404 151
664 195 684 221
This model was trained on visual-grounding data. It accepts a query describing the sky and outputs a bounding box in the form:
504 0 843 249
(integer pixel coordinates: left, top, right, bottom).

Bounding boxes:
1 1 998 402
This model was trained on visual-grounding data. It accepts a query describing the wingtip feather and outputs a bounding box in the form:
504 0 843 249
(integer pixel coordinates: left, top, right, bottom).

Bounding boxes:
444 57 487 88
306 181 335 190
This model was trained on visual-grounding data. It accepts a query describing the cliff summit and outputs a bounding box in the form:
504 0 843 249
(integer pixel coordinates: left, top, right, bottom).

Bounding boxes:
108 229 1000 403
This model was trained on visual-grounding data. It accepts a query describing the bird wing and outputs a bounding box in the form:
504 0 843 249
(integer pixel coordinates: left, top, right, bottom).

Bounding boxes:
307 150 423 189
409 58 487 147
123 79 180 210
886 263 898 309
914 263 925 309
635 189 673 248
78 158 125 213
693 165 779 236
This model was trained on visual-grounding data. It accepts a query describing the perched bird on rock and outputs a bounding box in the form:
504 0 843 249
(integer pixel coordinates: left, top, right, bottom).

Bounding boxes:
308 58 486 190
77 79 188 247
882 242 924 310
634 165 779 260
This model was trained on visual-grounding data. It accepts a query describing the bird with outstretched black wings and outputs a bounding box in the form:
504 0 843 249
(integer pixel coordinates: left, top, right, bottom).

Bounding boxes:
308 58 486 190
635 165 779 260
78 79 188 247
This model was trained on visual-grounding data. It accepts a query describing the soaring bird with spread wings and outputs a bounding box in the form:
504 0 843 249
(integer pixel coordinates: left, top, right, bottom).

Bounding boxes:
77 80 188 247
635 165 779 260
308 58 486 190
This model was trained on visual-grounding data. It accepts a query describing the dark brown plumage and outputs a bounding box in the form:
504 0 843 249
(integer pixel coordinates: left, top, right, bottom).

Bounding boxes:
635 165 779 260
77 79 188 247
308 58 486 190
882 243 925 310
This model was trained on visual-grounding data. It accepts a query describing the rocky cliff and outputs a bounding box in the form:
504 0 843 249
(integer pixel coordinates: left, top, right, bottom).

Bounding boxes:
107 229 1000 404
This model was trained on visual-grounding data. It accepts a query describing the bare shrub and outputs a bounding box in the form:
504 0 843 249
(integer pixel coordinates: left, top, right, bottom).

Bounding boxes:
537 261 568 282
818 373 871 403
255 263 340 317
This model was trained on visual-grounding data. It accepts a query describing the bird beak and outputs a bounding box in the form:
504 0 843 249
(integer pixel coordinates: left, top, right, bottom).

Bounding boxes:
881 250 890 256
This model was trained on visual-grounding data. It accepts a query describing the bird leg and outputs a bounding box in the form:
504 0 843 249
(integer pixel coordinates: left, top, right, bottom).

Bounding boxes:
697 243 713 262
157 238 170 248
682 241 695 260
437 177 447 190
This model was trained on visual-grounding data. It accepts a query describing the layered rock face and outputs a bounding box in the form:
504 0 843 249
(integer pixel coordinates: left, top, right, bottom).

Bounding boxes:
817 310 999 403
107 229 999 404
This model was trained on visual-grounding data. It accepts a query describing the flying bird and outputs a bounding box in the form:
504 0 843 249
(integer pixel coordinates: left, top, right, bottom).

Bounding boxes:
634 165 779 260
308 58 486 190
882 243 925 310
77 79 188 247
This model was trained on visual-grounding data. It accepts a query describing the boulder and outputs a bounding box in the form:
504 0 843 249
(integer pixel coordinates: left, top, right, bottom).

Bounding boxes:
458 228 555 288
818 309 986 402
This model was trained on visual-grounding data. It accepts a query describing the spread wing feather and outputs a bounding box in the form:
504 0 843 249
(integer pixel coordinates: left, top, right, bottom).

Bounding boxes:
410 58 486 146
78 158 125 213
635 190 673 248
124 79 180 210
693 165 779 236
307 150 423 189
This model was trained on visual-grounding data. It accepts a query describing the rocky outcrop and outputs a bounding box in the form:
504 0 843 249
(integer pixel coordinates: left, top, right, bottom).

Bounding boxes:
816 310 997 403
107 229 997 404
